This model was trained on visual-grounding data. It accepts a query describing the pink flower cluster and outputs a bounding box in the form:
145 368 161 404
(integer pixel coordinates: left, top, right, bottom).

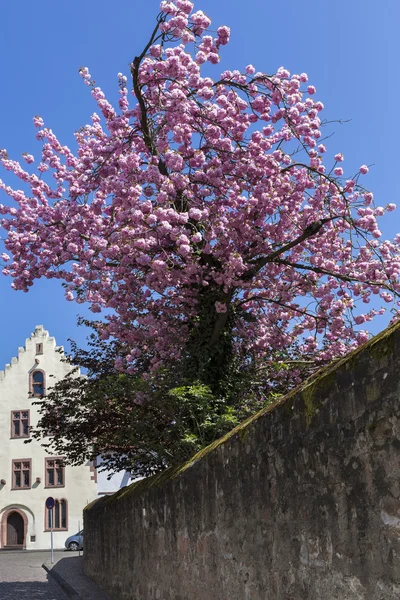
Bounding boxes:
1 0 399 378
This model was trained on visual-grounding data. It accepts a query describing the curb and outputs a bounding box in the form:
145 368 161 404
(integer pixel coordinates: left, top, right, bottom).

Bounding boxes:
42 563 81 599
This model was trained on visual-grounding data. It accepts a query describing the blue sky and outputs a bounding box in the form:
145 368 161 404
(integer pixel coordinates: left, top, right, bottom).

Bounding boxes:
1 0 399 368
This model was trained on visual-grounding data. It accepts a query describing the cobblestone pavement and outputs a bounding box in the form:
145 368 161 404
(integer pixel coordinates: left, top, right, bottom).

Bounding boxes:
0 550 68 600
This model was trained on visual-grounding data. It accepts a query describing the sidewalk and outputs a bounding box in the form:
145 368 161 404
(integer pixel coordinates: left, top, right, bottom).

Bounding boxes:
42 552 112 600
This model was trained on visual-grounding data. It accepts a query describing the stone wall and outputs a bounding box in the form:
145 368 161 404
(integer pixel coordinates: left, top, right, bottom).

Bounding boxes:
84 323 400 599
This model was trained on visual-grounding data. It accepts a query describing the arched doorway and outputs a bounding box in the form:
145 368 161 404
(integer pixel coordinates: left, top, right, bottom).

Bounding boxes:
1 509 27 548
7 511 24 546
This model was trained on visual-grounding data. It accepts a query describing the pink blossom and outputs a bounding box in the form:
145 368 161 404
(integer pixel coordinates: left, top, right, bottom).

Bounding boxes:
357 331 369 344
178 244 191 255
208 53 220 65
188 208 202 220
22 154 34 164
79 67 92 86
150 45 162 58
191 10 211 29
176 0 194 14
215 302 227 313
195 51 207 64
354 315 366 325
160 1 178 15
33 116 44 128
137 253 151 265
364 192 373 204
216 26 230 45
165 151 184 171
359 165 369 174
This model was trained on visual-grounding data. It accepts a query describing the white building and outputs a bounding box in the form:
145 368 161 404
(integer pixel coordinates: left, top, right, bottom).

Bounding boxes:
96 457 133 496
96 456 144 497
0 325 98 550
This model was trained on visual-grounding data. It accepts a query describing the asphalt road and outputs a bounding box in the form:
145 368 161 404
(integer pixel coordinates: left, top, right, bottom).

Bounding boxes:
0 550 68 600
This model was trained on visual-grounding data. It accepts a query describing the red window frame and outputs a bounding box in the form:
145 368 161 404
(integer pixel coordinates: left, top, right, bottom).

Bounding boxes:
45 457 65 488
11 459 31 490
29 369 46 397
11 410 30 439
45 499 68 531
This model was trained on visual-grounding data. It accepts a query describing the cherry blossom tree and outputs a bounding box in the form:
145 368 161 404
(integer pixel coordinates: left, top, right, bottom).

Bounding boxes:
1 0 400 401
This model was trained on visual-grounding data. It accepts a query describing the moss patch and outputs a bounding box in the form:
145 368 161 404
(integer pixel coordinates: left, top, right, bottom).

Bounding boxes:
366 381 380 404
302 384 319 428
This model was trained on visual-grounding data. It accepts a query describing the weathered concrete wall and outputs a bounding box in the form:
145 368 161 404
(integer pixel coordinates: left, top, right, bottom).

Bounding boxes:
84 323 400 600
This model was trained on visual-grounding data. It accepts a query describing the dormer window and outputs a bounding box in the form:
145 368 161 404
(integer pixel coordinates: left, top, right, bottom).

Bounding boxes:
30 370 45 397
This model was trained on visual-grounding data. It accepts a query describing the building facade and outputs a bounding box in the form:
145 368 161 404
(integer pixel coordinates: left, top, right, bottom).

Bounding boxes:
0 325 98 550
96 456 143 497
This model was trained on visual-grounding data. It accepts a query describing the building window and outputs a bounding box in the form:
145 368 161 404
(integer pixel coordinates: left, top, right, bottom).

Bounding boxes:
45 458 65 488
45 499 68 531
30 370 45 397
11 410 30 438
36 343 43 355
12 459 31 489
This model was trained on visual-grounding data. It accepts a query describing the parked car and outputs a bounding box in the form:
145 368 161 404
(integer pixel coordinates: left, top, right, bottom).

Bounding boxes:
65 530 83 551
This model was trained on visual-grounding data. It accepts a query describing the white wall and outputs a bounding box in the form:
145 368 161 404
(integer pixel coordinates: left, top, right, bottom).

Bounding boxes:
96 457 144 496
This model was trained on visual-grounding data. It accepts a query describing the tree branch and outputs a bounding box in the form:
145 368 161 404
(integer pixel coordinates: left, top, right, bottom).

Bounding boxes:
130 16 169 176
241 217 336 281
274 258 395 291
